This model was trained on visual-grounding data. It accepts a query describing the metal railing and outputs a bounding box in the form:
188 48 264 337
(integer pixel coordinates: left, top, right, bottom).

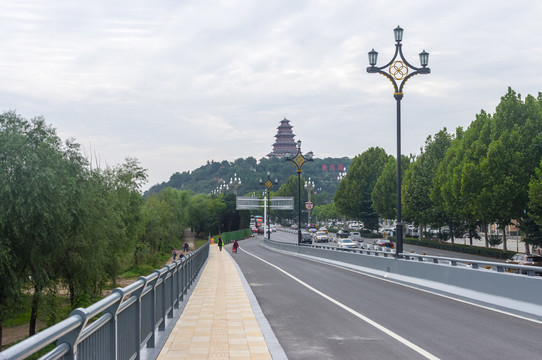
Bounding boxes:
0 242 209 360
303 241 542 276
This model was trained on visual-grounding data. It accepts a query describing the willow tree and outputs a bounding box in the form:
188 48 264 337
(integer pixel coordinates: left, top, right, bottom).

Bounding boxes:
0 112 86 337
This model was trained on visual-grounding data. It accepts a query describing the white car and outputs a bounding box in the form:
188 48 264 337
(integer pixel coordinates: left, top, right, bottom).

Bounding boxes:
337 238 356 248
318 227 328 234
350 232 362 242
314 231 329 243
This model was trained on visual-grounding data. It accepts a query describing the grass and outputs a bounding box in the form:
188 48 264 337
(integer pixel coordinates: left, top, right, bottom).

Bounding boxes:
120 264 156 278
194 238 208 249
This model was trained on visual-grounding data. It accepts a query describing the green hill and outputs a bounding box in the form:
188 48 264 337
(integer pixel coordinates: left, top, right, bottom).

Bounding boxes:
145 156 352 201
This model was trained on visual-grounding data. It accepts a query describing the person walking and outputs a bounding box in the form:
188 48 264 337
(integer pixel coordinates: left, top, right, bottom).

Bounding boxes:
172 248 177 260
232 240 239 253
218 236 223 251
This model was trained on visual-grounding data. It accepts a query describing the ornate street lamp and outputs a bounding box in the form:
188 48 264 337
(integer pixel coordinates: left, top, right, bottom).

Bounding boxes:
285 140 314 244
337 169 347 182
260 172 277 240
229 173 242 195
367 26 430 256
304 177 315 225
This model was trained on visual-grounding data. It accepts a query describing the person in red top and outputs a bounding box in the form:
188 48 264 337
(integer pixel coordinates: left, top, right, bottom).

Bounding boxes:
232 240 239 253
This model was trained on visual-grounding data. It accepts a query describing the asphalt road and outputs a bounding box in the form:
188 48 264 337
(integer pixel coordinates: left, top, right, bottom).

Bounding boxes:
228 235 542 360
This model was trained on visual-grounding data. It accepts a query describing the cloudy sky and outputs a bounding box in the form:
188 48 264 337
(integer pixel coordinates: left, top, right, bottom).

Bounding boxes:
1 1 541 190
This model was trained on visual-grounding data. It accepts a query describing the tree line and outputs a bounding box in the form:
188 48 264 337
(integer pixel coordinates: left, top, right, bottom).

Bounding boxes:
145 155 352 198
332 88 542 252
0 111 244 347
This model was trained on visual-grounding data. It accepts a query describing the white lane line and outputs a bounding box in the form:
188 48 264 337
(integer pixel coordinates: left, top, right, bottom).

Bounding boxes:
242 247 440 360
306 256 542 326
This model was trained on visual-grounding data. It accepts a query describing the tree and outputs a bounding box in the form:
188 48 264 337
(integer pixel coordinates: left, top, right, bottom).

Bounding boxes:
276 175 308 224
334 147 390 231
0 112 87 337
403 129 453 239
372 155 410 221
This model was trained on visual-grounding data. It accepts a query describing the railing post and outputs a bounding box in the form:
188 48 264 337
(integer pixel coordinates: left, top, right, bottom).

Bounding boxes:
158 270 168 331
56 309 88 360
146 270 161 348
133 276 149 356
103 288 126 360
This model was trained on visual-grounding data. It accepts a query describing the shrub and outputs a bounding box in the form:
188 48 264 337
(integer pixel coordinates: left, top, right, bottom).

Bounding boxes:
403 238 515 259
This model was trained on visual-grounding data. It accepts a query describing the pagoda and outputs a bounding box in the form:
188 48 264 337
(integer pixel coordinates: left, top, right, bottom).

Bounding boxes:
267 118 298 158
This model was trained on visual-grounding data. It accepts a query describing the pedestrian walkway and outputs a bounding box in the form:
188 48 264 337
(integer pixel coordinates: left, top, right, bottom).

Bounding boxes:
156 244 275 360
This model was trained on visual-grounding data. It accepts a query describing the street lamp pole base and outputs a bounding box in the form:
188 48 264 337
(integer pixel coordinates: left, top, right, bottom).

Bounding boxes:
395 223 403 256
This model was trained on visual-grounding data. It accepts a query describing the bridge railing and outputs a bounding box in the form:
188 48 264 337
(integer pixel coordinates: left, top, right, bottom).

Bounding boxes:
0 242 209 360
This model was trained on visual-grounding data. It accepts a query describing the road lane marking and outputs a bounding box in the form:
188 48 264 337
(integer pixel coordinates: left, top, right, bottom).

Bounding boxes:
241 247 440 360
255 238 542 325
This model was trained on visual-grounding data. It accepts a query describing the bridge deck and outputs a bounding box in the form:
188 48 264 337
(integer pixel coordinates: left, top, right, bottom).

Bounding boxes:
157 243 275 360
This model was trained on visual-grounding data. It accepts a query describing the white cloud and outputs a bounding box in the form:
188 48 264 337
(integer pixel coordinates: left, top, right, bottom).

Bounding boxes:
1 0 542 189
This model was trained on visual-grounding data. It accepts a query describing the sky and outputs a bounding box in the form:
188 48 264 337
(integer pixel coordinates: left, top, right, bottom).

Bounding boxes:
1 0 542 191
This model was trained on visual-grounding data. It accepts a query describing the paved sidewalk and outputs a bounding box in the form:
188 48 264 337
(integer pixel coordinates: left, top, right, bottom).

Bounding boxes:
156 244 276 360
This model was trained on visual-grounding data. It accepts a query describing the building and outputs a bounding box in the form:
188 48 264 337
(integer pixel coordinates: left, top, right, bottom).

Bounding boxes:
267 118 298 158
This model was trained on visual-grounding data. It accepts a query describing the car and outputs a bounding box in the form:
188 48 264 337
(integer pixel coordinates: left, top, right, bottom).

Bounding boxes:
307 224 318 232
314 231 329 243
381 228 395 236
270 224 277 232
300 231 313 244
319 227 328 234
337 238 356 248
336 230 350 239
505 253 542 274
291 224 298 230
250 226 258 233
350 232 362 242
374 239 395 248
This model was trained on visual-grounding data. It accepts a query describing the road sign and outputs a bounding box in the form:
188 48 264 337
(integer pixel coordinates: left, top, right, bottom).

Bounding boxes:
236 196 294 210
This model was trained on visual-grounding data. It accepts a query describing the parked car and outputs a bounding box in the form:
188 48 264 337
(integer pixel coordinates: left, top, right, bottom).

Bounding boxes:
336 230 350 239
350 232 362 242
505 253 542 274
374 239 395 248
337 238 356 249
314 231 329 243
300 231 313 244
381 228 395 237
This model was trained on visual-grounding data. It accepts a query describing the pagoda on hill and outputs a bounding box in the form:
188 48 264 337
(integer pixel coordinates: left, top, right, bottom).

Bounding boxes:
267 118 298 158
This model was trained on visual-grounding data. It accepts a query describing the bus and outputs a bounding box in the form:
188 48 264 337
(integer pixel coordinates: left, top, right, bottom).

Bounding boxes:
250 215 264 228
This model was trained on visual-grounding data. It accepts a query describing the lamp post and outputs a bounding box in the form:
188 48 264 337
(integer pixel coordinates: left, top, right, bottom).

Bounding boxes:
337 169 347 230
304 177 315 225
367 26 430 256
230 173 242 195
260 172 277 240
285 140 314 244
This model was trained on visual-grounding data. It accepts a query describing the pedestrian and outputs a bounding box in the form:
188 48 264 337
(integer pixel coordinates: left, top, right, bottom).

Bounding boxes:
232 240 239 253
183 242 189 252
172 248 177 260
218 236 223 251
